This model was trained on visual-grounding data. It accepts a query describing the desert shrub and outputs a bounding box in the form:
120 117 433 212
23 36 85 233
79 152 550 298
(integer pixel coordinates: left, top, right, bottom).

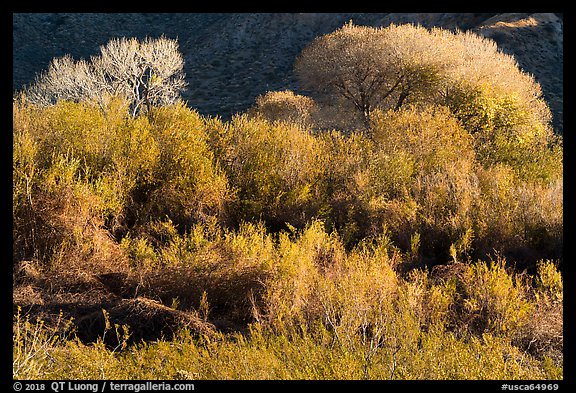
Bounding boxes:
311 247 415 379
358 104 561 265
445 83 557 179
128 103 232 233
17 320 554 380
121 219 276 328
535 260 563 302
473 165 563 264
258 222 422 378
411 328 549 379
13 128 126 270
13 221 562 380
322 105 477 259
514 260 563 366
371 106 475 175
13 116 41 260
39 152 125 269
107 225 554 379
262 220 346 333
249 90 318 127
402 269 456 331
206 115 328 231
457 258 533 337
120 236 159 270
13 99 142 265
20 99 135 210
315 130 378 244
13 308 75 380
289 102 562 266
13 100 232 266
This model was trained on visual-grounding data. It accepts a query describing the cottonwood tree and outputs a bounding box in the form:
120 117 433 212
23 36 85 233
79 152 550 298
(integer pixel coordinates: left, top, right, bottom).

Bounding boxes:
295 22 551 135
25 36 187 117
295 22 454 125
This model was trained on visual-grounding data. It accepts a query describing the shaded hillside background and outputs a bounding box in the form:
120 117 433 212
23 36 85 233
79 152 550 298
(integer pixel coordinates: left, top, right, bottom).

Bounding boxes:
13 12 563 133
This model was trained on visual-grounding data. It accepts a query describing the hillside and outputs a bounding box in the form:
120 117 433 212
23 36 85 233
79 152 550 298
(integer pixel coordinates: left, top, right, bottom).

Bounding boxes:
13 12 563 132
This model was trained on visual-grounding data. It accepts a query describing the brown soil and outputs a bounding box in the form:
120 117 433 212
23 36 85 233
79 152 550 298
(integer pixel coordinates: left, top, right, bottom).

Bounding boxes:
13 262 217 346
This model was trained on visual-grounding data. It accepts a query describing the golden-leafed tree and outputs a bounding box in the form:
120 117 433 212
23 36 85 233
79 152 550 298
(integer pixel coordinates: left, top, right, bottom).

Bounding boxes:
295 21 552 142
295 22 455 125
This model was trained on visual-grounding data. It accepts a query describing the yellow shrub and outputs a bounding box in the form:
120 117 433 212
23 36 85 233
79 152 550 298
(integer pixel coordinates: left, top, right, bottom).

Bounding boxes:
461 259 532 336
249 90 318 127
13 308 75 380
209 115 327 230
371 106 475 175
535 260 563 303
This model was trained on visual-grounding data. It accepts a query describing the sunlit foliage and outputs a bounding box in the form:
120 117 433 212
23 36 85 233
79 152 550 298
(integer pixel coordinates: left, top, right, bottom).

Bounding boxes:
13 23 562 380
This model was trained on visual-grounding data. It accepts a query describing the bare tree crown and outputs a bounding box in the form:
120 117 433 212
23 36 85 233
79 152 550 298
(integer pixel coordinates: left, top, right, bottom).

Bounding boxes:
25 36 187 117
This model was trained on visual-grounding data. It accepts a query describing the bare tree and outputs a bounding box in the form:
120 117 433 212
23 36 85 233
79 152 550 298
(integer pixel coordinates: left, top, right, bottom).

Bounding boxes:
24 36 187 117
25 55 101 107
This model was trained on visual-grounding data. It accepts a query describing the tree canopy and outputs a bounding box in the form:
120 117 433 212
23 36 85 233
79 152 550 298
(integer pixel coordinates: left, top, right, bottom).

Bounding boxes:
295 21 552 137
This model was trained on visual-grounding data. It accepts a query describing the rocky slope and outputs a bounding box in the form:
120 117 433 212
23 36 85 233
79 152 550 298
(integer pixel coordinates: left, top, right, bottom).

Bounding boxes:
13 13 563 132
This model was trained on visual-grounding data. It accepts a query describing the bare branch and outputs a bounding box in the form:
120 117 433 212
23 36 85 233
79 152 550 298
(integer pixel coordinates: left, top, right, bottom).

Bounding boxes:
23 36 187 117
